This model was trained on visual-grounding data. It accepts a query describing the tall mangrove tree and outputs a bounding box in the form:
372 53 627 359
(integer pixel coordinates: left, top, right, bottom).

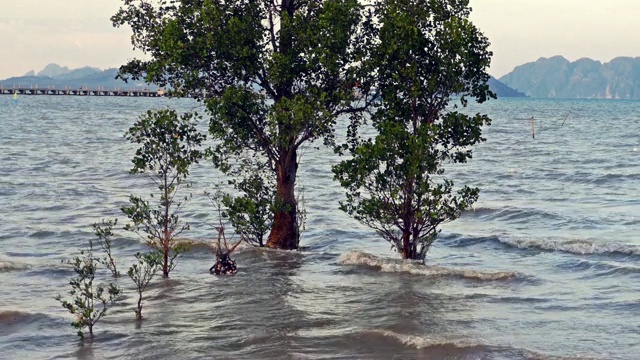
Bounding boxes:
112 0 374 249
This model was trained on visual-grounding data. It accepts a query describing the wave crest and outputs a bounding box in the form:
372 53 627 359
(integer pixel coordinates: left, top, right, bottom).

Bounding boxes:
0 310 43 325
0 260 30 272
338 251 520 281
496 237 640 256
373 329 484 350
374 330 599 359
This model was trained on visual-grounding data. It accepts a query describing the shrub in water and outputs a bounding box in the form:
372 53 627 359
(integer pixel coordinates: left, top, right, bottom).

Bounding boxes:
93 219 120 278
127 251 161 320
56 238 120 340
122 109 205 277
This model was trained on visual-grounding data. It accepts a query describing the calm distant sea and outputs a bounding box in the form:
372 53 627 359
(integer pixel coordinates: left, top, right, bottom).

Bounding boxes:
0 96 639 360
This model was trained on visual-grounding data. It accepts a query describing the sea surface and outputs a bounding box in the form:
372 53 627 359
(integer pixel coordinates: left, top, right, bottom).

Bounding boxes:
0 96 639 360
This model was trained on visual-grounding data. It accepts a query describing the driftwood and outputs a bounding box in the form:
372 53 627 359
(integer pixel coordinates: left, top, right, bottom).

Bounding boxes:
209 225 242 275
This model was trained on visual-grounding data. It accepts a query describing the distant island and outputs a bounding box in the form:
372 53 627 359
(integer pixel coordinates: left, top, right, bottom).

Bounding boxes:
500 56 640 99
488 76 527 97
1 63 526 98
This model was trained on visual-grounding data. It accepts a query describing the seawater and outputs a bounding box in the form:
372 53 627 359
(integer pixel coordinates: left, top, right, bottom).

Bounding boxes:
0 96 638 360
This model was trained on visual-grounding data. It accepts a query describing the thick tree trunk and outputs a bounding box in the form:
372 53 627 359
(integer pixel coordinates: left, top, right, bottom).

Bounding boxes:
266 149 299 249
267 0 298 250
400 231 414 260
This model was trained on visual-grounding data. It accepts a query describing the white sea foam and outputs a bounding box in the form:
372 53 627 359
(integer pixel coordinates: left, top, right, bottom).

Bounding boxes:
338 250 519 281
496 237 640 256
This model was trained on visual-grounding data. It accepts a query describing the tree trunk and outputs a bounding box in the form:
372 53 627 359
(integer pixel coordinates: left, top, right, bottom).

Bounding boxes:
162 243 169 278
267 0 298 250
136 292 143 320
163 172 170 278
400 172 417 259
400 231 414 259
266 149 299 249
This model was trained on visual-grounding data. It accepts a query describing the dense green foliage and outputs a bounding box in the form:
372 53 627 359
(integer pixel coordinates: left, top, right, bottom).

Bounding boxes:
221 169 274 247
113 0 493 259
56 237 120 339
112 0 375 249
333 0 494 261
122 109 205 277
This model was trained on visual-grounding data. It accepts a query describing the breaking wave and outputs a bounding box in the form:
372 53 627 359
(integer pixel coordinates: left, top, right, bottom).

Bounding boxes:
0 310 53 328
463 206 563 222
337 251 521 281
0 259 30 272
373 330 600 359
372 329 487 350
573 259 640 276
446 233 640 257
495 236 640 257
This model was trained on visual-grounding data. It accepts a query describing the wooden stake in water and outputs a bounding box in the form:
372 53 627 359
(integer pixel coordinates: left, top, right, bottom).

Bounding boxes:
531 116 535 139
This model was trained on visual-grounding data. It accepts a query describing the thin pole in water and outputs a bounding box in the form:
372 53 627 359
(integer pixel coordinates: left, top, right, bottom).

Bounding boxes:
531 116 535 139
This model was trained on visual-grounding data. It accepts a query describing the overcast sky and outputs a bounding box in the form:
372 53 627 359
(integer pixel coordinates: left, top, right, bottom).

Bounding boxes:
1 0 638 79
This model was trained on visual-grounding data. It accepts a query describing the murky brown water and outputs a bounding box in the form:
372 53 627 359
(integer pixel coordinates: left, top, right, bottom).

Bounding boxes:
1 96 639 359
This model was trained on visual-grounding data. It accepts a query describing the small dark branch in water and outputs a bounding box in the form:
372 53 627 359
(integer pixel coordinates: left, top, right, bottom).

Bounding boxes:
561 110 573 126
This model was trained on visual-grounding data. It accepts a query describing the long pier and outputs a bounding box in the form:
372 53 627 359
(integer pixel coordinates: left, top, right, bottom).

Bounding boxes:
0 85 165 97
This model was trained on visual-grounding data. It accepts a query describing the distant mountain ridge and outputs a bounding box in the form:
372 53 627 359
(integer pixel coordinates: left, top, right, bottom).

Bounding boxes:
2 64 156 90
36 64 71 78
488 76 526 98
2 63 524 97
499 56 640 99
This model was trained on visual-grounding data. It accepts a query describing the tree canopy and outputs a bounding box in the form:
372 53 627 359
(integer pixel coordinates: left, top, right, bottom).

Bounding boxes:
333 0 494 261
113 0 376 249
113 0 493 258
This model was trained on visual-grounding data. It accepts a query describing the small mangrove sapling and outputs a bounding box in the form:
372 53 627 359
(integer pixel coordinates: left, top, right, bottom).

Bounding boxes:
93 219 120 278
127 251 161 320
56 238 120 340
122 109 205 277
